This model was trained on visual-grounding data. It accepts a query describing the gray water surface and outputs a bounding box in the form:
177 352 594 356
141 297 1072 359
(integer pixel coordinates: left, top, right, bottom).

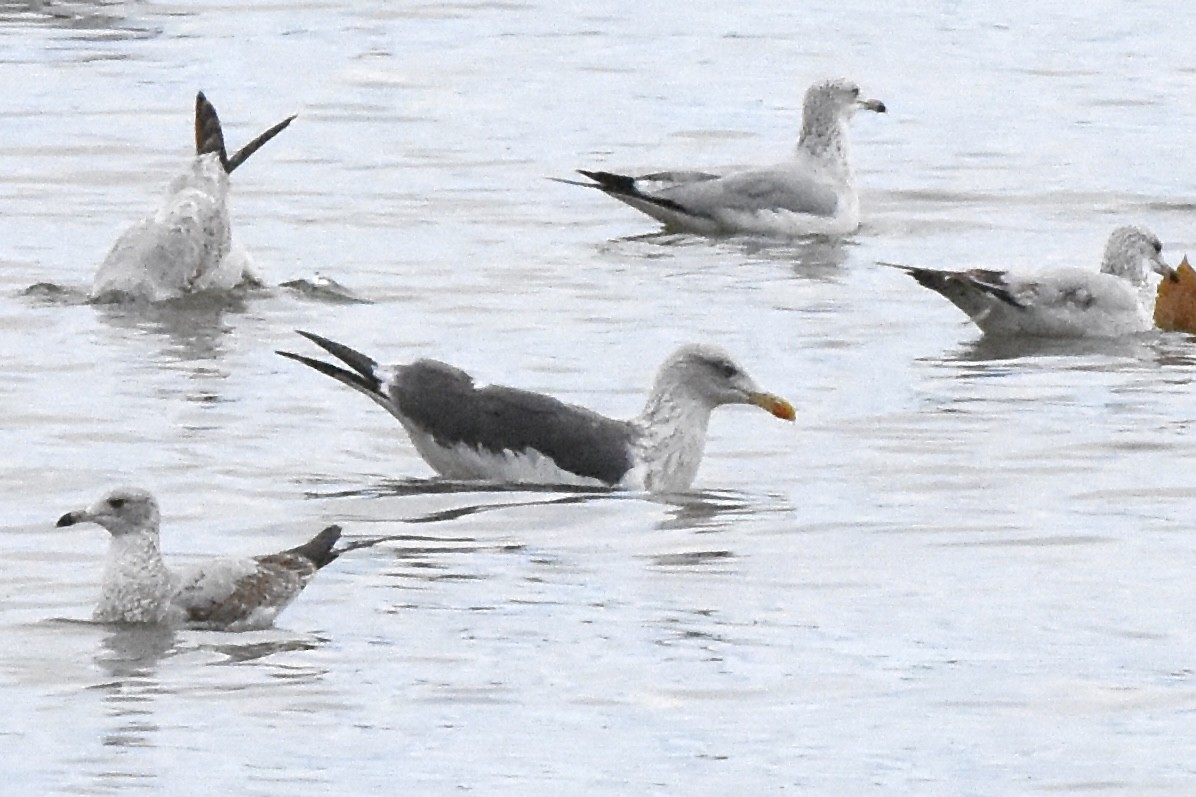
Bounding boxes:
3 2 1196 794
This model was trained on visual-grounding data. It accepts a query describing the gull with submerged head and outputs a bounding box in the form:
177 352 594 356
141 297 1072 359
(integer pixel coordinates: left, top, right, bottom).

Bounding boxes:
277 332 796 493
886 226 1175 338
90 92 296 303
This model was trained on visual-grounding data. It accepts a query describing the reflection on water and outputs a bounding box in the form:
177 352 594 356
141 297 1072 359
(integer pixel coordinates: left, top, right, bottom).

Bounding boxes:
90 624 174 762
94 622 177 681
651 488 792 533
0 0 161 39
91 293 248 362
311 476 617 500
949 332 1165 362
648 549 734 568
597 231 849 279
204 635 326 665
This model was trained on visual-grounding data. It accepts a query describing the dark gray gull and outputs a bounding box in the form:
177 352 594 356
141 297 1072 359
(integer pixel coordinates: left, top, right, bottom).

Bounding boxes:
277 331 797 492
90 92 296 303
885 226 1175 338
56 488 340 630
561 77 885 237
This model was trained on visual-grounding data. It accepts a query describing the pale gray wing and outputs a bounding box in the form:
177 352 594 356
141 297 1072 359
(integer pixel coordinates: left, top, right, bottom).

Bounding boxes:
657 168 840 218
1005 269 1140 314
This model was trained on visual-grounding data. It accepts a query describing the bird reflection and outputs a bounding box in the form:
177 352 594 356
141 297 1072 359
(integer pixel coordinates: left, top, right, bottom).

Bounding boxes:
21 280 251 362
0 0 152 35
950 333 1159 362
89 291 253 362
93 624 176 749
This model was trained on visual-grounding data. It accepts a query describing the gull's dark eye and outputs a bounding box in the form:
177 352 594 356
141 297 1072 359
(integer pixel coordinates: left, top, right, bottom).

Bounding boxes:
108 497 126 509
851 85 860 98
1152 239 1163 254
715 361 739 379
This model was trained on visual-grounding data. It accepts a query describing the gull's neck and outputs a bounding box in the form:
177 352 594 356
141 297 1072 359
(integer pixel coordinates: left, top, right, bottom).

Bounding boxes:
631 385 715 493
95 530 176 624
797 114 852 177
1101 251 1149 287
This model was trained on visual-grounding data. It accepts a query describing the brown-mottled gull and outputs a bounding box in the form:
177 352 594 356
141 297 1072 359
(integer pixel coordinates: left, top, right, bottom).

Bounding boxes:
56 488 340 631
90 92 295 303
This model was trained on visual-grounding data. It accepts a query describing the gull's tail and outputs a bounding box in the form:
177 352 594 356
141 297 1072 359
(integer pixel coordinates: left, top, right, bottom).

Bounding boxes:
194 90 297 174
283 524 342 570
195 91 229 169
277 330 392 409
567 170 687 214
880 260 1027 330
554 169 716 232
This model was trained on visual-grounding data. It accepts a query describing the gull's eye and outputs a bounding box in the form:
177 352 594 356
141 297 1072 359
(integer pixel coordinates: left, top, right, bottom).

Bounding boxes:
1152 239 1163 254
716 361 739 379
108 497 126 509
851 85 861 98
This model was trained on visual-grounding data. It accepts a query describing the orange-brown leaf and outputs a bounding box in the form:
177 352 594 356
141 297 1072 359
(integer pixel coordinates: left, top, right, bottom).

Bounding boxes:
1155 255 1196 332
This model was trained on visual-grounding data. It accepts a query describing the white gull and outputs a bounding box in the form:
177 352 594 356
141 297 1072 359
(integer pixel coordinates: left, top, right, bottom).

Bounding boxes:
90 92 296 303
57 488 340 630
276 332 796 493
886 226 1175 338
561 77 885 237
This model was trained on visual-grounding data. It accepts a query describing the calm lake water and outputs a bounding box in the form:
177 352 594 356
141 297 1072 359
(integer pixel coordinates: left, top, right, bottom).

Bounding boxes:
3 1 1196 794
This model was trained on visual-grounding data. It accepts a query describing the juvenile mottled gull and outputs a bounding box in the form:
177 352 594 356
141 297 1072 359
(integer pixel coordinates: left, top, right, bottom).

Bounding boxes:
56 488 340 630
887 226 1175 338
277 332 796 493
562 78 885 237
90 92 296 303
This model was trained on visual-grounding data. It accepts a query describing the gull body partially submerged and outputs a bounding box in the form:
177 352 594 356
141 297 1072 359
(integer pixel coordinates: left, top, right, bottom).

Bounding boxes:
57 488 340 631
563 78 885 237
277 332 796 493
888 226 1174 338
91 92 295 303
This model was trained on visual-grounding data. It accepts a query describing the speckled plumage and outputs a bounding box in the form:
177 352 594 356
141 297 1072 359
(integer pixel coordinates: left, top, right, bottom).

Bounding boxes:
57 488 340 630
90 92 295 302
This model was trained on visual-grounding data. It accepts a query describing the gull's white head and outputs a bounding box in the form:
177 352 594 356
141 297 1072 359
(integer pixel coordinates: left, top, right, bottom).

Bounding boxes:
798 78 885 159
654 344 796 420
803 78 886 123
1101 225 1173 284
57 487 161 538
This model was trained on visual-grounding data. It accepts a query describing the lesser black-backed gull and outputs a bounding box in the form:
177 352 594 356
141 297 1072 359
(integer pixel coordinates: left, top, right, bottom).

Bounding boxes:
57 488 340 630
90 92 296 303
277 332 796 492
885 226 1174 337
561 78 885 237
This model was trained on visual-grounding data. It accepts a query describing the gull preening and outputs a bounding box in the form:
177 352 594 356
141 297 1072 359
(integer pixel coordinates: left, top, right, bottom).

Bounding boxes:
90 92 296 303
277 331 796 493
887 226 1175 338
562 78 885 237
57 488 340 630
